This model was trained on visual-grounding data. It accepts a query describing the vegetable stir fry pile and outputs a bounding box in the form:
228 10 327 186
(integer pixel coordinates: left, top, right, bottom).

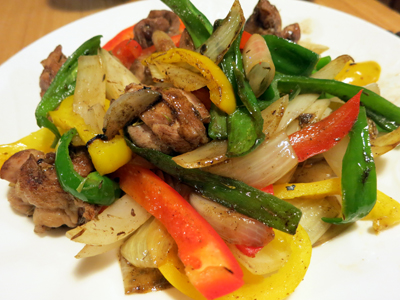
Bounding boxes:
1 0 400 299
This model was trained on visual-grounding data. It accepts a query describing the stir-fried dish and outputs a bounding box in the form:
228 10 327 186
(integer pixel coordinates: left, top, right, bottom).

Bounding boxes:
1 0 400 299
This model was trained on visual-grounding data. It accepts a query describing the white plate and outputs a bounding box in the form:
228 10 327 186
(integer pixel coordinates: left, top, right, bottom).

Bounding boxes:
1 0 400 299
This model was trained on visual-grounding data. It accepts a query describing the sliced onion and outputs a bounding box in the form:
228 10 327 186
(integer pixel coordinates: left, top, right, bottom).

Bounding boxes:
299 99 331 126
314 55 353 80
75 238 126 259
73 55 106 133
66 194 151 245
323 136 349 176
276 93 319 133
371 126 400 157
102 88 161 139
321 106 332 120
197 0 245 65
152 62 208 91
227 230 291 275
261 95 288 138
286 196 340 245
243 33 275 97
190 193 274 247
204 131 298 188
172 139 228 169
277 55 353 133
291 159 337 183
364 82 380 94
121 218 175 268
99 48 140 101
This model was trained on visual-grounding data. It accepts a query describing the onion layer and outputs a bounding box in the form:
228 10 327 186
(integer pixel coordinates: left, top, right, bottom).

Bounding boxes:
227 230 291 275
197 0 245 64
73 55 106 133
286 196 340 245
102 88 161 139
190 193 274 247
204 131 298 188
121 218 175 268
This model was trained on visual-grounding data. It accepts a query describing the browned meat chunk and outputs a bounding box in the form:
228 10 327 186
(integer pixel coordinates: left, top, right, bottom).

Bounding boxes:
134 10 180 48
282 23 301 43
127 124 172 154
161 88 209 147
39 45 67 97
1 149 43 184
1 149 99 233
125 84 210 154
245 0 282 36
141 100 193 153
244 0 301 43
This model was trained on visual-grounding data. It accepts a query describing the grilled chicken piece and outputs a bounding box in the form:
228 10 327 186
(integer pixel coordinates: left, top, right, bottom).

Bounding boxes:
39 45 67 97
134 10 181 48
1 148 99 233
244 0 301 43
125 84 210 154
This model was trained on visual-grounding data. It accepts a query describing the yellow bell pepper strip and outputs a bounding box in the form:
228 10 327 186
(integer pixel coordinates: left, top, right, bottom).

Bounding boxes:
49 96 132 175
0 127 55 169
289 90 361 162
114 164 244 300
159 226 311 300
335 60 381 86
144 48 236 114
273 178 342 200
362 190 400 232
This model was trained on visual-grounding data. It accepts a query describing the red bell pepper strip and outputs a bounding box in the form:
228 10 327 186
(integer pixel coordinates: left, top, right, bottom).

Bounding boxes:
261 184 274 195
103 25 135 51
239 30 252 49
111 39 142 69
289 90 361 162
115 164 244 300
235 245 264 258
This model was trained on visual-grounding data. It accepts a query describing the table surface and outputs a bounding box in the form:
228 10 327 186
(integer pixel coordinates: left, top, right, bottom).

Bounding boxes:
1 0 400 65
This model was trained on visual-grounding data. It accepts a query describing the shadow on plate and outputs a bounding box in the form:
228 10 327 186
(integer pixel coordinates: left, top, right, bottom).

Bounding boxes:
73 248 118 278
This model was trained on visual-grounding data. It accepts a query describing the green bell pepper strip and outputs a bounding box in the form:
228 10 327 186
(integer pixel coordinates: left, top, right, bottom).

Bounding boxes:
315 56 332 72
323 106 377 224
160 0 213 48
261 73 400 131
208 103 228 139
225 29 265 157
55 128 121 206
263 35 319 76
35 35 102 146
365 109 398 132
123 133 302 235
234 66 264 138
226 107 258 156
